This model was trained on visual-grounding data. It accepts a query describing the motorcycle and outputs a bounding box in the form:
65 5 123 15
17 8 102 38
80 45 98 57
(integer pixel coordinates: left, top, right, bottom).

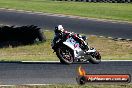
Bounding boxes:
51 32 101 64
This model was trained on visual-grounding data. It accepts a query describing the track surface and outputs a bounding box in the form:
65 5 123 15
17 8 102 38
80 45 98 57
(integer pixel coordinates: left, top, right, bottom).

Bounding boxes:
0 10 132 39
0 61 132 85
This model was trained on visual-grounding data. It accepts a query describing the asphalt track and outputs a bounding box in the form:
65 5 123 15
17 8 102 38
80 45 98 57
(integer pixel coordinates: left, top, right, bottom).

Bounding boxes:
0 61 132 85
0 10 132 39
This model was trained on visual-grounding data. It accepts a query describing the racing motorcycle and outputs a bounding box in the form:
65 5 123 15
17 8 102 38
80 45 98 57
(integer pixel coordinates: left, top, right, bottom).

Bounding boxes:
51 32 101 64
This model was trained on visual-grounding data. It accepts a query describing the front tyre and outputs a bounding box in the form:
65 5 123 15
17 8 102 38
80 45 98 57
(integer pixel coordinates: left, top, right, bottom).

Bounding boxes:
56 45 74 64
89 51 101 64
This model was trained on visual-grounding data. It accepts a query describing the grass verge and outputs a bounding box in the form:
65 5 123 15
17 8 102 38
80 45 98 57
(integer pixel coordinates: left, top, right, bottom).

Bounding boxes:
0 0 132 22
2 84 132 88
0 30 131 61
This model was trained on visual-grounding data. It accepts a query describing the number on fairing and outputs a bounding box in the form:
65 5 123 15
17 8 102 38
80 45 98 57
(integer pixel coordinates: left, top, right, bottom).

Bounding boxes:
66 37 79 49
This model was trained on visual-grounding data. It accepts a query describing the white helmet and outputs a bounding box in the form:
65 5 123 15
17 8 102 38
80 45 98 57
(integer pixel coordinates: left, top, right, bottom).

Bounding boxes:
54 25 64 33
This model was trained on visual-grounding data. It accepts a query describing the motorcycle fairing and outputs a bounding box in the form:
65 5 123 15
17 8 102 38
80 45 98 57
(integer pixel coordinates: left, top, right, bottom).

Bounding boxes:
63 37 83 58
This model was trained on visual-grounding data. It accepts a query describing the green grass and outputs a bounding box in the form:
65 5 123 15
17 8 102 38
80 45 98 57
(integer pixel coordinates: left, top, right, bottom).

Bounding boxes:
0 30 57 61
0 30 131 61
88 35 132 60
0 0 132 22
2 84 132 88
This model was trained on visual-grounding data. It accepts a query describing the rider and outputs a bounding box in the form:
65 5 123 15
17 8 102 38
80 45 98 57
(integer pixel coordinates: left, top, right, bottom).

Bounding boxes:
54 25 89 52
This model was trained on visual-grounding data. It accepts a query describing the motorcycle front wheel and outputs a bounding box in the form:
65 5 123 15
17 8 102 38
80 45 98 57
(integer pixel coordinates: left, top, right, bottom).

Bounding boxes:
89 51 101 64
56 45 74 64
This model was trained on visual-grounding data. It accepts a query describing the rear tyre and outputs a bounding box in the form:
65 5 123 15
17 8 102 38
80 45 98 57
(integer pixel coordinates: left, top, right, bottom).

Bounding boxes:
89 51 101 64
56 45 74 64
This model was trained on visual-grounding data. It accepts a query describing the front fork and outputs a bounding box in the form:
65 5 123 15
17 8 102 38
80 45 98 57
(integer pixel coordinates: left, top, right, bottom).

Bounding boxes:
75 47 97 62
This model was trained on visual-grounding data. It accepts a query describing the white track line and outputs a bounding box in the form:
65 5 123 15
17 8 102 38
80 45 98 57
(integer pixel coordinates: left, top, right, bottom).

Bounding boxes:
102 60 132 62
22 60 132 63
22 84 52 86
22 61 60 63
0 84 51 86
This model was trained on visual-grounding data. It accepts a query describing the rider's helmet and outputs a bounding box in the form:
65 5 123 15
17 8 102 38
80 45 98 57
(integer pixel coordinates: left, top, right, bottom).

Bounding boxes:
54 25 64 34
